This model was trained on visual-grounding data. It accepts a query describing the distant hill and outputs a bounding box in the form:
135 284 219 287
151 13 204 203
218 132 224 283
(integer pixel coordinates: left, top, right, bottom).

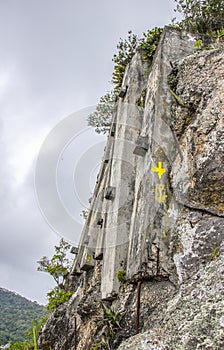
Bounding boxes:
0 287 47 345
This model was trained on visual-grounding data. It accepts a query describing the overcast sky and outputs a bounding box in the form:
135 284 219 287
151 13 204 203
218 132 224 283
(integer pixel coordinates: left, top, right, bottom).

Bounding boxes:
0 0 175 305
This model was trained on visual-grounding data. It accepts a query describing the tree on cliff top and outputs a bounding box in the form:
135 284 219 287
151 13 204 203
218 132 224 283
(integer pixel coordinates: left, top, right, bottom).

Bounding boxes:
174 0 224 33
87 91 116 134
37 238 71 287
112 31 139 93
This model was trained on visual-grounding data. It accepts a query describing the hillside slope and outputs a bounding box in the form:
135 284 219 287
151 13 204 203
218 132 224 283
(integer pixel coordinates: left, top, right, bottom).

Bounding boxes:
0 287 46 344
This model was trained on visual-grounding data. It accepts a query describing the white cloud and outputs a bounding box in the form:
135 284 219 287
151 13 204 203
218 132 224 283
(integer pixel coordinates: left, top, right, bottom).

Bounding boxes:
0 68 14 99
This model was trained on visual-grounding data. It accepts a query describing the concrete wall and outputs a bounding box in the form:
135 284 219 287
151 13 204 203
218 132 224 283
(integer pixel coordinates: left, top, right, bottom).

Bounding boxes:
72 27 203 298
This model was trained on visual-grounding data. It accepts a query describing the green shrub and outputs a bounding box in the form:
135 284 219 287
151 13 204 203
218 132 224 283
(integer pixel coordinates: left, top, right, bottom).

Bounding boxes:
102 306 122 328
216 27 224 42
8 341 32 350
7 316 49 350
138 27 163 61
37 239 73 311
194 39 204 49
47 288 73 311
37 238 72 288
174 0 224 34
93 303 123 349
112 28 163 93
112 31 139 93
210 243 219 261
117 270 126 283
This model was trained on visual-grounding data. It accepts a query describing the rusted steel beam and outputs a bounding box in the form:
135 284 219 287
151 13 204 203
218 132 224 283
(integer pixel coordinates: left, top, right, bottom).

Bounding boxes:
74 316 77 350
136 280 141 334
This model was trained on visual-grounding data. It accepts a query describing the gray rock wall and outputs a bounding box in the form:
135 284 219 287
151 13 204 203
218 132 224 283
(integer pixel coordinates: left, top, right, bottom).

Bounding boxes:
39 27 224 350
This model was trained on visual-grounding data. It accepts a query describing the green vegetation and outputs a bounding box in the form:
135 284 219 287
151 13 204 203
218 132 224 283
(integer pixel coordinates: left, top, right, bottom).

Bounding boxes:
138 27 163 61
37 238 71 287
174 0 224 34
7 317 48 350
117 270 126 283
136 89 147 110
37 238 73 311
88 28 163 134
0 288 47 345
90 344 103 350
5 239 73 348
169 89 186 107
8 340 33 350
216 26 224 42
32 326 38 350
102 305 122 328
91 303 123 350
88 1 224 135
210 243 219 261
112 28 163 92
3 240 72 348
86 253 93 262
87 91 116 134
162 227 171 239
194 39 204 49
112 28 163 93
46 288 73 311
80 209 89 221
112 31 139 93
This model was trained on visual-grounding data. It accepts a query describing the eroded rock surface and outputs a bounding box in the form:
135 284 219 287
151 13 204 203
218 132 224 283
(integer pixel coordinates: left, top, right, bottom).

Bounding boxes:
39 28 224 350
118 251 224 350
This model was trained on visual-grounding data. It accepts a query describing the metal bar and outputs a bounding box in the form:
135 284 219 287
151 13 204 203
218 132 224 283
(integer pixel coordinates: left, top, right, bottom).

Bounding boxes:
157 247 160 275
135 280 141 334
74 316 77 350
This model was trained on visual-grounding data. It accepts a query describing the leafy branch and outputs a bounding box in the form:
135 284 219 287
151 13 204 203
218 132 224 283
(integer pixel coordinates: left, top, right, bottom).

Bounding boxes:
173 0 224 34
37 239 73 310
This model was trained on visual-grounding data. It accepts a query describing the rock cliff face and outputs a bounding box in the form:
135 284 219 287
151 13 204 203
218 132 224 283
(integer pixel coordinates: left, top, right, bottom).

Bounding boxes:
39 27 224 350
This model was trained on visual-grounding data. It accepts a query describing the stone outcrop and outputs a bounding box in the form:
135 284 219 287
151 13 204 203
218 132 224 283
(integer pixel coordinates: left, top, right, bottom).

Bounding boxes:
39 27 224 350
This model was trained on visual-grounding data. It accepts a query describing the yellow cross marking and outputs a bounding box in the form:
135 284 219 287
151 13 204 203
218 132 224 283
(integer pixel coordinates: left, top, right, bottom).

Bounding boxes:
152 161 166 179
